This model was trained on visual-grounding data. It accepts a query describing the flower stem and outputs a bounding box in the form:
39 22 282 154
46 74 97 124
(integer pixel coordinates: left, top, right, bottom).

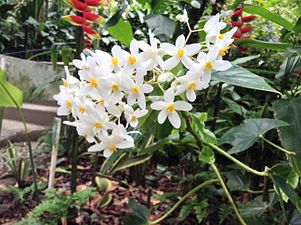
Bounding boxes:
211 164 247 225
259 135 296 156
148 179 219 225
207 143 268 177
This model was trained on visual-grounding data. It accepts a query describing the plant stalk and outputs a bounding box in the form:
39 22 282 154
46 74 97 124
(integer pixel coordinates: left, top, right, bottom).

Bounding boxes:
148 179 219 225
211 164 247 225
71 128 79 194
259 135 295 156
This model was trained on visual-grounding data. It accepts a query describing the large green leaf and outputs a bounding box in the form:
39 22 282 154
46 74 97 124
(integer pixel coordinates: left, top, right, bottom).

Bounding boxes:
124 198 150 225
219 118 288 154
244 4 294 31
111 154 152 173
0 69 23 107
235 39 292 51
273 97 301 175
144 14 175 41
293 18 301 33
212 65 280 94
107 19 133 48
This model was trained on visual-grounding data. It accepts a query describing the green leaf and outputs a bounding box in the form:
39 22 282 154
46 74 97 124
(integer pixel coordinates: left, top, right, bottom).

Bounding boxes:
222 97 247 116
0 69 23 107
235 38 292 51
229 0 244 9
105 7 126 27
95 177 112 192
51 44 58 72
220 118 288 154
273 97 301 175
145 14 176 41
107 19 133 48
231 55 260 65
226 171 249 191
199 146 215 164
60 47 73 66
244 4 294 31
293 18 301 33
191 113 217 144
99 192 112 208
112 154 152 173
240 194 271 218
212 65 280 94
124 198 150 225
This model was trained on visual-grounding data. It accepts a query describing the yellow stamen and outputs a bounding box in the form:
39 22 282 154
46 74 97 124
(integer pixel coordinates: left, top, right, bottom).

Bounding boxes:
131 115 137 122
177 49 185 58
131 85 139 94
204 61 213 71
112 83 119 92
167 104 175 113
128 55 136 65
188 82 196 90
108 145 117 153
89 77 98 88
82 65 89 70
95 121 102 129
218 34 224 40
66 100 72 108
79 106 86 113
99 99 104 106
219 45 231 56
63 79 69 87
111 57 119 65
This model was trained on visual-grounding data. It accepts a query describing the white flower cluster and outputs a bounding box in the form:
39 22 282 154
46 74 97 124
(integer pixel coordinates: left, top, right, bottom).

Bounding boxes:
54 13 237 157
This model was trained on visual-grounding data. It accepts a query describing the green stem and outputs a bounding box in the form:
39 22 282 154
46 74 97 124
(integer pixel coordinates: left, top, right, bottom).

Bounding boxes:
259 135 296 156
211 164 247 225
0 82 38 198
207 143 268 177
0 107 4 135
71 129 79 194
148 179 219 225
238 188 274 194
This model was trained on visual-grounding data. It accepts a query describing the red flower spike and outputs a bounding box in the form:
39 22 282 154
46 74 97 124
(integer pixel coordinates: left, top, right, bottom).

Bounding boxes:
241 35 252 39
240 26 254 33
83 11 103 22
241 15 256 22
63 15 86 26
238 47 249 53
70 0 88 12
233 32 242 38
231 9 242 17
85 0 100 6
82 25 100 39
231 21 242 28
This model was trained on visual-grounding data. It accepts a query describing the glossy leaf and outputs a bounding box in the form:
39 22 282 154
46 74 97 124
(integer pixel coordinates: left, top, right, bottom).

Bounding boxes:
107 19 133 48
235 39 292 51
244 4 294 30
99 192 112 208
112 154 152 173
231 55 260 65
222 97 247 116
192 113 217 144
219 118 288 154
95 177 112 192
145 14 175 41
293 18 301 33
0 69 23 107
124 198 150 225
212 65 280 94
105 7 126 27
199 146 215 164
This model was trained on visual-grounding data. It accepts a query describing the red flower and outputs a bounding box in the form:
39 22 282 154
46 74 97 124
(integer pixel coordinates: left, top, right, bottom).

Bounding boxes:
85 0 100 6
82 25 100 39
63 15 86 26
67 0 88 12
231 21 242 28
233 32 242 38
241 35 252 39
231 9 242 17
238 47 248 53
83 11 103 22
240 26 254 33
241 15 256 22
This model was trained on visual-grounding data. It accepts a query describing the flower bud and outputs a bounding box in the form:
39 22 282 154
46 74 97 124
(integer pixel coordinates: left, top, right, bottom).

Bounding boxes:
231 21 242 27
85 0 100 6
191 0 201 8
157 72 173 83
68 0 88 12
83 11 103 22
63 15 86 26
231 9 242 17
239 26 254 33
241 15 256 22
233 32 242 38
82 25 100 39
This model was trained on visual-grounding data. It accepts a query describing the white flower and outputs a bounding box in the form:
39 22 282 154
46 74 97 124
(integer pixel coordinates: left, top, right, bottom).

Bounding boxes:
204 14 227 46
53 91 74 116
124 106 148 127
88 124 134 158
138 31 164 70
150 88 192 128
161 35 201 70
173 71 207 102
191 0 201 8
60 66 79 91
215 27 237 59
73 53 90 71
157 72 174 83
176 10 189 23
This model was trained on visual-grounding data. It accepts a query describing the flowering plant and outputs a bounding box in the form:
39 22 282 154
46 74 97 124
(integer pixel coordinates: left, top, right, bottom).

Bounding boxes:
54 13 237 158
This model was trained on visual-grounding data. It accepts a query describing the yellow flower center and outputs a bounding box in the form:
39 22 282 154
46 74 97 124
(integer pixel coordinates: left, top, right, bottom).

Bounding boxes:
111 57 119 65
188 82 196 90
131 115 137 122
218 34 224 40
66 100 72 108
177 49 185 58
79 106 86 113
112 83 119 92
99 99 105 106
219 45 231 56
167 103 175 113
108 145 117 153
89 77 98 88
63 79 69 87
204 61 213 71
95 121 102 129
82 65 89 70
128 55 136 65
131 85 139 94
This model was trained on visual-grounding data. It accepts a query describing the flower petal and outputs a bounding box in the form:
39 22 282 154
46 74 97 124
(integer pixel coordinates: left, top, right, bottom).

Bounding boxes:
164 88 175 103
175 35 185 49
174 101 192 111
186 89 196 102
163 56 180 70
168 111 181 128
213 60 232 71
158 110 167 124
160 43 177 56
151 101 165 110
184 44 201 56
